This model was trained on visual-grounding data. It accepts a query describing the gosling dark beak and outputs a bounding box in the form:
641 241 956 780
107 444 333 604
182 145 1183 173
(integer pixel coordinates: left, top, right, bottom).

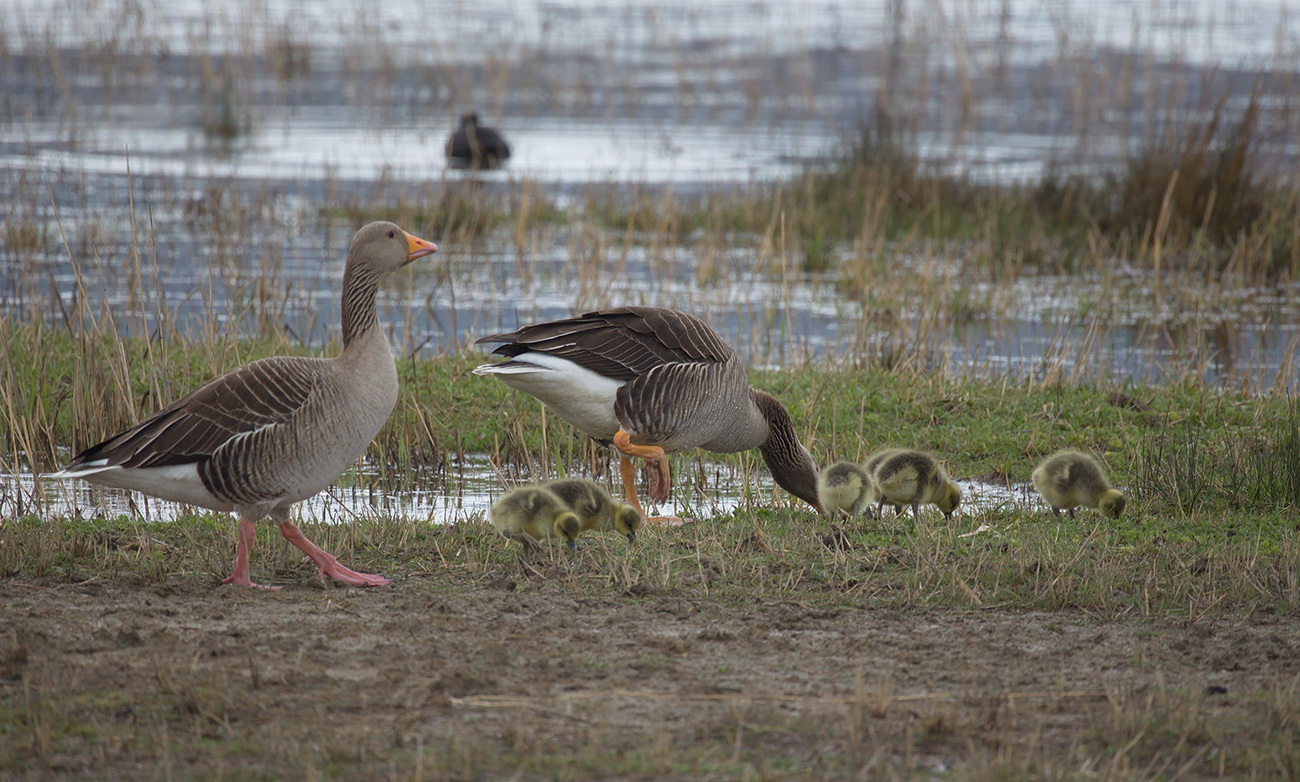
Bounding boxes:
566 539 577 552
626 532 636 544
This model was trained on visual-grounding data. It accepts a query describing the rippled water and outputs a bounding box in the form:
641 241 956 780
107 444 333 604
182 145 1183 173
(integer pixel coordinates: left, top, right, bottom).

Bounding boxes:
0 457 1028 525
5 1 1296 388
10 215 1296 387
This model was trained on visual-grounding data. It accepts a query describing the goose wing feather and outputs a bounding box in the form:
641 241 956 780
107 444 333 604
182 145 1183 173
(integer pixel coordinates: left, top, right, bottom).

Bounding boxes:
68 356 327 470
476 306 734 381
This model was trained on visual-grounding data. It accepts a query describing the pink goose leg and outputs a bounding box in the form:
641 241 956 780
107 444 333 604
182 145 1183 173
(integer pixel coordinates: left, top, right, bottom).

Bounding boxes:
277 521 392 587
221 516 280 590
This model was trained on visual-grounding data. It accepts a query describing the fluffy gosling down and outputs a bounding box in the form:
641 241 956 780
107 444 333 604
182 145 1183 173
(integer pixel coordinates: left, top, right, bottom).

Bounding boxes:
817 461 874 519
543 477 641 543
869 450 962 520
491 486 582 558
1032 451 1126 519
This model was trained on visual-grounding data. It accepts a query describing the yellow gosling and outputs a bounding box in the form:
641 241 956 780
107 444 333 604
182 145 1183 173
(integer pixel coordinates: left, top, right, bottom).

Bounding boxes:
870 450 962 520
817 461 873 519
862 447 904 479
543 477 642 543
1032 450 1126 519
491 486 582 559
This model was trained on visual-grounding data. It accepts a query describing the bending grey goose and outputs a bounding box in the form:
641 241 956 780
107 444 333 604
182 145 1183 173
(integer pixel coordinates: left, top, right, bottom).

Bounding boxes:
473 306 822 519
48 221 438 589
445 112 511 170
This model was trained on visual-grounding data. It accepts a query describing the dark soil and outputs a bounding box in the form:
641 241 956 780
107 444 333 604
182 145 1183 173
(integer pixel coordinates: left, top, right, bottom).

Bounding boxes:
4 570 1298 779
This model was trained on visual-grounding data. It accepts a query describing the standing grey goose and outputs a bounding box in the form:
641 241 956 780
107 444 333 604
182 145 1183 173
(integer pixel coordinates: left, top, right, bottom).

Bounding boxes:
445 112 511 170
47 221 438 589
473 306 823 520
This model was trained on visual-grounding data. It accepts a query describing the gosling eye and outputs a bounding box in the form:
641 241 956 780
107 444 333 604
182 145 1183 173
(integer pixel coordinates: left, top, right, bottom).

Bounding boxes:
387 230 396 238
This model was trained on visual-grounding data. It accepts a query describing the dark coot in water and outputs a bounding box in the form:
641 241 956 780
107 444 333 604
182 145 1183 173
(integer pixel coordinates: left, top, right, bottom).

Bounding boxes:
445 112 511 170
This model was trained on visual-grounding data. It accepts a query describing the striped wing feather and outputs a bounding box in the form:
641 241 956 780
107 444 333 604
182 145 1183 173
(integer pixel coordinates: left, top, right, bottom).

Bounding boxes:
69 356 327 470
615 361 722 440
476 306 734 381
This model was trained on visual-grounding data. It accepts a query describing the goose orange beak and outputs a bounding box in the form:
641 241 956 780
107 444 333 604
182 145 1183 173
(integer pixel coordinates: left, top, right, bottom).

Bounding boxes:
404 231 438 262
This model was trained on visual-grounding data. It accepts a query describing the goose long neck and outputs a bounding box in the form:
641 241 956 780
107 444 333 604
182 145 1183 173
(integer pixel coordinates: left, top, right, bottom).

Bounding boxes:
750 389 822 512
751 390 799 466
340 260 381 348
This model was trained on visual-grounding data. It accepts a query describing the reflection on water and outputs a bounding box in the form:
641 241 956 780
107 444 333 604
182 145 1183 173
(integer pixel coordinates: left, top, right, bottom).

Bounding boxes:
6 213 1296 388
0 116 838 187
1 457 1031 525
1 456 744 525
2 0 1299 392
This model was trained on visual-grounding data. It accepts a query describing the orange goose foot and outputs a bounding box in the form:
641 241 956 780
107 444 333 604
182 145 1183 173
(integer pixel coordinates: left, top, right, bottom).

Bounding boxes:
613 430 674 501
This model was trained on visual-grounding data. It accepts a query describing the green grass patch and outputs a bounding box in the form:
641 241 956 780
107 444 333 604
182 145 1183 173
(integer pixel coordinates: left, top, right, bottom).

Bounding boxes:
5 322 1297 521
4 495 1298 617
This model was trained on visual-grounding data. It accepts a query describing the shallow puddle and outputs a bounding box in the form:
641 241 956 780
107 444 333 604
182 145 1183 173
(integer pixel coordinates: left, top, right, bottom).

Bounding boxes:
3 456 1036 526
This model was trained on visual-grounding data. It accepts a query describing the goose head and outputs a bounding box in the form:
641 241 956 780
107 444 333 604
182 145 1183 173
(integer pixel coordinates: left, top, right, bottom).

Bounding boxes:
348 221 438 277
340 222 436 346
1099 490 1126 519
750 389 823 513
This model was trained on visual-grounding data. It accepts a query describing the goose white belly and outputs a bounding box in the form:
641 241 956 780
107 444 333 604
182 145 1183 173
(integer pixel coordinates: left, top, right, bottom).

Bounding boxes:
474 352 622 439
48 462 234 512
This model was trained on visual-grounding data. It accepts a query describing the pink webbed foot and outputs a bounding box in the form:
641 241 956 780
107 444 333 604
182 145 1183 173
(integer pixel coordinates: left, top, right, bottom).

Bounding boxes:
279 520 392 588
314 561 392 587
222 517 280 589
221 572 282 591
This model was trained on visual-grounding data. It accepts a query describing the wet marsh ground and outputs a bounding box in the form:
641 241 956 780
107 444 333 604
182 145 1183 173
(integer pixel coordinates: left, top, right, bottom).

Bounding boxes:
4 0 1300 777
3 497 1300 779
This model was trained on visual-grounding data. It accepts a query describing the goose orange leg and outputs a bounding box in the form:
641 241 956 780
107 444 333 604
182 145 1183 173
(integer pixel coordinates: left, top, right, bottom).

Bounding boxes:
614 430 671 501
614 430 691 524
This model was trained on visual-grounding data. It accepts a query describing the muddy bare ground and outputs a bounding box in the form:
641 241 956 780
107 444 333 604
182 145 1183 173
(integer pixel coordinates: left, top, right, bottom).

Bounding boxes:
3 568 1299 779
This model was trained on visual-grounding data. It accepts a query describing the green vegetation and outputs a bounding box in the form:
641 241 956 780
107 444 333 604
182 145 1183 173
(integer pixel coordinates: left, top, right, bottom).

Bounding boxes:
3 489 1297 616
6 321 1296 616
2 497 1298 777
5 322 1297 517
537 91 1300 280
802 94 1296 280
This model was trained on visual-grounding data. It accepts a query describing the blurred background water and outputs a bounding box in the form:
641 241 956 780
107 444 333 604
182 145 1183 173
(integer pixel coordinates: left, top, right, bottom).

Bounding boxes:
2 0 1298 519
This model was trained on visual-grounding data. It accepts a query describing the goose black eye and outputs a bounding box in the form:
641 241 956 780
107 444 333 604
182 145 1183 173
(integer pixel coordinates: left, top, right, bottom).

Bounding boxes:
387 230 396 238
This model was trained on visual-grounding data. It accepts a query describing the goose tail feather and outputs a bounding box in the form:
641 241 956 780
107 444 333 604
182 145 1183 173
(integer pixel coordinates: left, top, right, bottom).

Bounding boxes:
44 460 114 480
